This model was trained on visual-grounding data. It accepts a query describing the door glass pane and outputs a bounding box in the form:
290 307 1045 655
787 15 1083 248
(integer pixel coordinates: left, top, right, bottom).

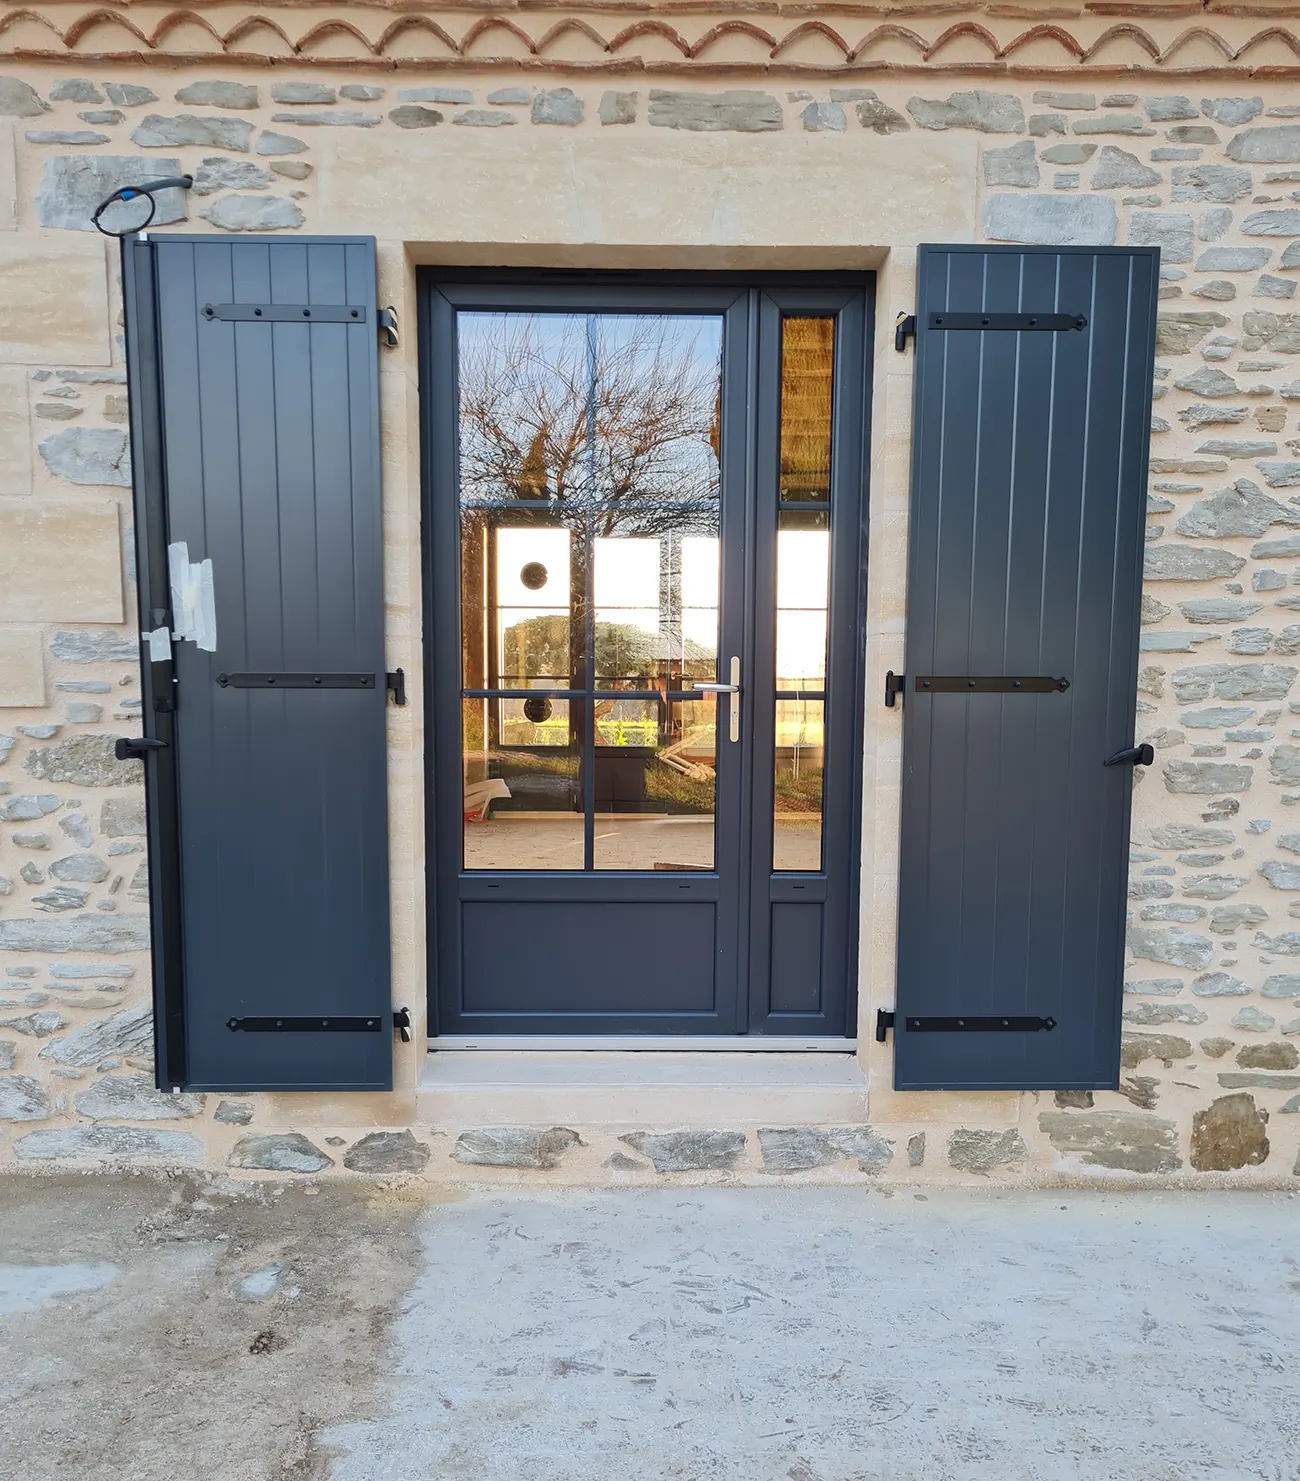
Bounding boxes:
776 511 829 691
457 309 723 870
594 699 716 870
779 317 834 502
462 698 584 870
773 699 824 871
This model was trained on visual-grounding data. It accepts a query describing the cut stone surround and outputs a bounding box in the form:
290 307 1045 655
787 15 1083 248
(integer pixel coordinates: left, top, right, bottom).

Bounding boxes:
2 32 1300 1187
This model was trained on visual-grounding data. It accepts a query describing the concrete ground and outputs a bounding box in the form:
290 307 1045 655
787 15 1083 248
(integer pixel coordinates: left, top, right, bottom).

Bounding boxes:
1 1179 1297 1481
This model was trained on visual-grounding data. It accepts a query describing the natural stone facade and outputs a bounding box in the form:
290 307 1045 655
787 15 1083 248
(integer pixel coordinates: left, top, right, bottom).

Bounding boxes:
2 0 1300 1187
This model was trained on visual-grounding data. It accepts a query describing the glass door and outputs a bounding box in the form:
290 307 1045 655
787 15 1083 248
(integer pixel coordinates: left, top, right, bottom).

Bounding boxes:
423 277 870 1040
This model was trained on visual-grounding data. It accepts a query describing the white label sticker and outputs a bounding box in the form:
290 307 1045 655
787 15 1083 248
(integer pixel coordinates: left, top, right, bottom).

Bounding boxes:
144 628 173 662
168 541 218 653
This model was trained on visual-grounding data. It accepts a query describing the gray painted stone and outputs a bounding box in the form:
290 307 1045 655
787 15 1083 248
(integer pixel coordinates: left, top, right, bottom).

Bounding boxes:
1198 208 1234 243
131 114 252 150
1144 97 1197 123
604 1151 645 1171
1226 126 1300 164
51 629 135 663
1257 275 1298 300
36 154 188 232
619 1130 745 1172
1163 760 1252 794
1038 1110 1181 1172
1243 210 1300 236
1091 147 1160 189
1151 824 1234 846
455 1126 581 1170
174 81 259 110
1033 91 1094 111
1283 244 1300 269
1178 600 1260 624
1192 972 1251 996
1271 744 1300 785
907 1132 925 1167
1170 664 1300 701
0 1044 15 1070
14 1124 203 1163
1174 370 1244 402
24 735 134 788
0 794 60 822
452 111 515 129
38 1001 152 1065
1178 402 1247 428
269 111 380 128
1193 279 1236 301
0 1013 64 1038
1128 211 1194 262
1263 974 1300 997
202 194 304 231
908 91 1024 133
648 91 782 133
599 91 636 126
38 426 130 486
487 89 531 106
388 106 442 130
982 192 1117 246
982 140 1038 187
228 1132 333 1173
48 854 109 884
1253 533 1300 559
1042 143 1094 165
343 1130 431 1175
532 89 582 126
801 102 845 134
255 131 307 155
214 1100 253 1124
853 94 909 135
270 161 312 180
1262 858 1300 889
1194 248 1272 272
0 915 148 954
74 1073 203 1120
105 84 156 108
1183 874 1247 898
1255 931 1300 955
1129 878 1173 900
1126 978 1186 996
1144 544 1245 580
341 85 384 102
946 1128 1027 1172
1072 116 1153 136
100 797 145 837
1141 595 1171 624
1278 835 1300 855
1166 125 1219 144
1174 478 1298 537
59 813 94 849
0 1075 50 1121
52 80 104 105
190 156 274 195
397 88 472 105
758 1126 893 1173
26 130 111 146
32 885 88 913
1171 164 1252 202
1203 97 1262 127
1128 925 1214 969
1123 1001 1207 1025
271 83 335 105
1259 463 1300 488
0 77 49 117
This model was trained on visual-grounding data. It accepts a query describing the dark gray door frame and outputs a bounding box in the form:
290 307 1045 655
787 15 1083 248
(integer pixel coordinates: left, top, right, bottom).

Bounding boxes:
418 271 873 1040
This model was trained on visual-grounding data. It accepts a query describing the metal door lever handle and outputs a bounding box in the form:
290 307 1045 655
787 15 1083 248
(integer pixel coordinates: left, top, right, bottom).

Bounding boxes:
696 657 742 742
692 682 740 693
1104 743 1154 767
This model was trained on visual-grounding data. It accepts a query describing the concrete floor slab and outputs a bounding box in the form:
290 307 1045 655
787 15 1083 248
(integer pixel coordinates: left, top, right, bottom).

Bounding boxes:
1 1178 1297 1481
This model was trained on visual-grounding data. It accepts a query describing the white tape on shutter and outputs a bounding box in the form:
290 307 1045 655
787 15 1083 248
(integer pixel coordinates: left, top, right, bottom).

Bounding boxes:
168 541 218 653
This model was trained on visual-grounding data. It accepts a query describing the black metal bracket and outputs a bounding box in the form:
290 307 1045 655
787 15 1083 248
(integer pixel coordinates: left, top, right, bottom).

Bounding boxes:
875 1009 896 1042
227 1015 383 1032
377 306 399 348
905 1016 1057 1032
915 675 1070 694
394 1006 412 1042
884 671 905 708
1104 743 1155 767
114 736 169 760
203 303 367 324
929 312 1087 333
386 668 408 706
216 672 376 689
894 314 916 353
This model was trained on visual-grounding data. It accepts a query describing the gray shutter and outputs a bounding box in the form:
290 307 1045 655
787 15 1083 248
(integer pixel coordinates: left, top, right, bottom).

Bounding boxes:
893 244 1159 1091
123 236 391 1091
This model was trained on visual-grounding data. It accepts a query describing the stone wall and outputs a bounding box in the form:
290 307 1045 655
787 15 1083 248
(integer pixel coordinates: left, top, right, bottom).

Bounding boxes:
2 25 1300 1185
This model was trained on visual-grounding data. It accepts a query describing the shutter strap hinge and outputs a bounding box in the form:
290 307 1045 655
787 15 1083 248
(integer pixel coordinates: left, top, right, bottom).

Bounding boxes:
894 314 916 353
884 671 905 708
875 1010 896 1042
394 1006 412 1042
377 306 399 348
386 668 408 706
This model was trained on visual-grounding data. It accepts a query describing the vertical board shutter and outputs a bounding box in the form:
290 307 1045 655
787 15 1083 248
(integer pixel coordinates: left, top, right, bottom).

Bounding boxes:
894 244 1158 1091
124 236 391 1091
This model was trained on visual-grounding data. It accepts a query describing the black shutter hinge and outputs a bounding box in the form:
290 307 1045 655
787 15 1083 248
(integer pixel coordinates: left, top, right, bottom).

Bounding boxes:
875 1009 895 1042
377 306 399 348
1104 743 1154 767
394 1006 412 1042
386 668 407 706
894 314 916 353
884 671 905 708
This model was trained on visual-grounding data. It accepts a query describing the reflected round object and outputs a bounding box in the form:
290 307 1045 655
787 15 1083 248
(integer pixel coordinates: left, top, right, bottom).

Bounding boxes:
522 697 553 724
520 561 548 591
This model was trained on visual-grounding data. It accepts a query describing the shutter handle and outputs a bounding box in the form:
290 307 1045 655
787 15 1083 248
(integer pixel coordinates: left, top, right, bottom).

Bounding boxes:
1103 743 1154 768
114 737 169 761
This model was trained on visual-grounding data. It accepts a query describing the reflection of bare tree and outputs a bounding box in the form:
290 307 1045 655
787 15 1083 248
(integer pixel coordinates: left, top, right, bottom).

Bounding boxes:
458 314 721 537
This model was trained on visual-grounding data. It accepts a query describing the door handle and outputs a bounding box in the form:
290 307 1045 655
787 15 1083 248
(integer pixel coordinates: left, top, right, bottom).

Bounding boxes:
114 737 169 760
693 657 741 743
1104 743 1154 768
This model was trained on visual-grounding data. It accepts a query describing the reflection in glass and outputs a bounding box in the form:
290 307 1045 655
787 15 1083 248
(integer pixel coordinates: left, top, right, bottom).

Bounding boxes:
462 699 583 870
779 318 834 502
594 699 717 870
776 513 829 691
773 699 824 871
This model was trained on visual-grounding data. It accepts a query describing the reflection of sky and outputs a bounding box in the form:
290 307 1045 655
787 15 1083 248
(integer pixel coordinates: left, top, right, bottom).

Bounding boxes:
458 312 722 509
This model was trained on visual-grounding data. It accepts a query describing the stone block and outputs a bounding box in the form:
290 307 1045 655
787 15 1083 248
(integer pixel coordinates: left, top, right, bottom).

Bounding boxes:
0 915 149 953
982 140 1038 187
272 83 335 105
37 1001 151 1066
104 85 155 108
1195 248 1272 273
532 89 582 127
131 114 252 150
0 501 121 622
0 234 109 365
268 111 379 129
190 157 274 195
1092 147 1160 189
14 1125 203 1164
256 131 307 156
50 628 135 663
1157 310 1229 355
1190 1092 1269 1170
0 1073 50 1121
757 1126 893 1173
854 94 909 135
36 154 187 233
1122 1032 1192 1066
1039 1110 1181 1172
1171 164 1252 203
599 92 636 127
1226 126 1300 164
0 628 44 707
908 91 1024 134
1128 925 1213 969
1237 1042 1299 1069
1244 210 1300 237
454 1126 581 1169
648 91 782 133
201 195 304 232
38 426 129 487
1174 478 1296 537
100 796 145 836
947 1128 1027 1172
1202 98 1262 127
982 193 1117 246
619 1129 744 1172
343 1129 431 1174
228 1132 333 1173
1128 211 1194 262
1144 544 1245 580
388 107 442 131
24 734 135 787
1163 759 1252 794
175 81 259 110
74 1073 203 1120
214 1099 253 1125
